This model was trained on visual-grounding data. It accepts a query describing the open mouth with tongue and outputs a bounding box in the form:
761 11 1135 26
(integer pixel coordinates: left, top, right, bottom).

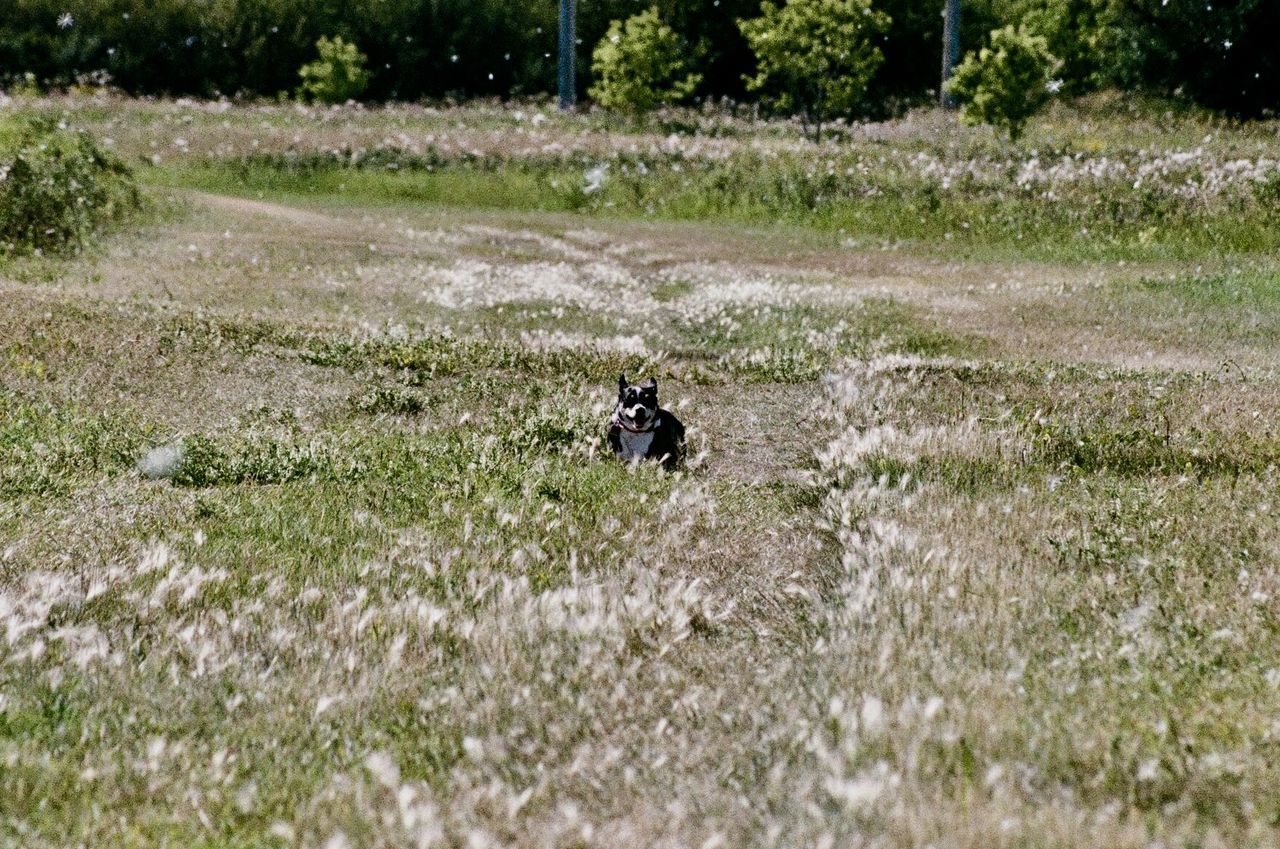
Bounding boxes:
619 403 653 432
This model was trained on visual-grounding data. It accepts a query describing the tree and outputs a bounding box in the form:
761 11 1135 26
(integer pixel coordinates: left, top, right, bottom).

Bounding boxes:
1098 0 1279 117
296 35 371 104
588 7 702 115
738 0 891 141
945 24 1058 142
1007 0 1106 96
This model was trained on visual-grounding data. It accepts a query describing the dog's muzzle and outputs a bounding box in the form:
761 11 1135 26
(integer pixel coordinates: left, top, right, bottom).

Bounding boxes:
617 405 656 433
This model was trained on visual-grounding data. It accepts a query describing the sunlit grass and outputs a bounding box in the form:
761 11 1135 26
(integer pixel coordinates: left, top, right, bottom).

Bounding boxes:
148 155 1280 264
7 95 1280 848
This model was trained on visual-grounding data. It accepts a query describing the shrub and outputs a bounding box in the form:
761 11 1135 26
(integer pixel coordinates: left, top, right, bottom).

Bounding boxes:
297 35 370 104
589 7 703 115
0 117 139 255
1006 0 1106 95
350 385 428 416
945 24 1059 142
739 0 891 141
164 432 364 487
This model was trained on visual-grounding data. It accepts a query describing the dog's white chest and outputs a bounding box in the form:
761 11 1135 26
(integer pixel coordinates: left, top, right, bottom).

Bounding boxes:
618 428 655 460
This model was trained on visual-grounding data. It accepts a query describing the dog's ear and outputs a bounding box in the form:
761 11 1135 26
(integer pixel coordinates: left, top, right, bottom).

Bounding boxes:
618 373 629 394
641 376 657 391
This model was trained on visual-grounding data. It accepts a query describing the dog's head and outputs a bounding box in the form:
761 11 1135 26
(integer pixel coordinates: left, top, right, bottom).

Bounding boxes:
616 374 659 431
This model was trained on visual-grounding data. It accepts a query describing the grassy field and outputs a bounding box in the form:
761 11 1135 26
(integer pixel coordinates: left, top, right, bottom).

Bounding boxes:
5 94 1280 847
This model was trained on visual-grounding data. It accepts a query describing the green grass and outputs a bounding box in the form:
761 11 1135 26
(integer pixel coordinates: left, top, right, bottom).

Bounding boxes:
156 161 562 213
148 302 976 388
48 89 1262 266
12 95 1280 848
0 392 154 498
1118 267 1280 346
144 151 1280 264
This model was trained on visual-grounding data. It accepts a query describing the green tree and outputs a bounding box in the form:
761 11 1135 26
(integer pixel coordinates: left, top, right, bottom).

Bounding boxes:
1097 0 1279 117
1002 0 1105 95
589 7 703 115
738 0 891 141
297 35 370 104
945 24 1058 142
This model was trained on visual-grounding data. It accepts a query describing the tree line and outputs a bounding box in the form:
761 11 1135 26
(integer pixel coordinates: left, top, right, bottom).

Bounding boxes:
1 0 1275 118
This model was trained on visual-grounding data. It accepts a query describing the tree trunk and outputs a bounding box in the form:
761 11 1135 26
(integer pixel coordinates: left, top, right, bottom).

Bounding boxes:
558 0 576 110
941 0 961 108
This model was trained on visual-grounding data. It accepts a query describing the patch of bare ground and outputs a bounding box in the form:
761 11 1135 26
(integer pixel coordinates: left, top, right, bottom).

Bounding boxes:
684 382 818 485
265 202 1248 373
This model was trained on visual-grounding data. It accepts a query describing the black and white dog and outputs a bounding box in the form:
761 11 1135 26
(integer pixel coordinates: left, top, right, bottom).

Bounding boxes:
607 374 686 470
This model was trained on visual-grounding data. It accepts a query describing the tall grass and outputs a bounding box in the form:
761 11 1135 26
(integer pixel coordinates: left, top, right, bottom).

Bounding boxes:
0 116 139 254
153 140 1280 263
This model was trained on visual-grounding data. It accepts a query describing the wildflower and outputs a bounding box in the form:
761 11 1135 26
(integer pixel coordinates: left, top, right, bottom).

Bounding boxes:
315 694 342 716
365 751 400 788
825 761 894 809
57 12 74 28
323 833 352 849
584 164 607 194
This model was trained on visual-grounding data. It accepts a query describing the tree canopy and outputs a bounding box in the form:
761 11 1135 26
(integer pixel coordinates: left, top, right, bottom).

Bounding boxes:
0 0 1276 118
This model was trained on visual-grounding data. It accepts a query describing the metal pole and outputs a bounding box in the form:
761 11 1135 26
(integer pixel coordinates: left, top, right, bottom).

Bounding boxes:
559 0 576 110
941 0 960 108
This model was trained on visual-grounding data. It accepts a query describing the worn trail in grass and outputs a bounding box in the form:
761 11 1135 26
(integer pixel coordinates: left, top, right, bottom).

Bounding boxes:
7 176 1280 847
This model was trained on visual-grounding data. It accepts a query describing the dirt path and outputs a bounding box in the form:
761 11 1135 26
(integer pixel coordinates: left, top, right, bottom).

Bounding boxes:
188 190 353 228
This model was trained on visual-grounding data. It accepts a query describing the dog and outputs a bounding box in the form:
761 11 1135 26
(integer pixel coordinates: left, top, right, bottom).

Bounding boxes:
607 374 686 470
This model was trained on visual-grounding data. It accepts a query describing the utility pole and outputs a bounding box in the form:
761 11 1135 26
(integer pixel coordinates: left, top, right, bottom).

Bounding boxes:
559 0 576 110
940 0 960 108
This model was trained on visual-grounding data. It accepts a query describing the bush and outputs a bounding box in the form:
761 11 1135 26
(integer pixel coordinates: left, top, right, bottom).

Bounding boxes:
164 432 364 487
945 24 1058 142
297 35 371 104
1006 0 1106 96
589 7 703 115
0 117 139 255
739 0 891 141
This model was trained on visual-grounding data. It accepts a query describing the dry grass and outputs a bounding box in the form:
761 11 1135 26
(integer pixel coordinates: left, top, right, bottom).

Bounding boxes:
5 97 1280 848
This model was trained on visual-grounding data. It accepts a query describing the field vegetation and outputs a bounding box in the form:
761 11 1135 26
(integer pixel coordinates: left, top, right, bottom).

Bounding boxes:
14 90 1280 263
2 0 1276 121
0 113 139 254
4 94 1280 847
